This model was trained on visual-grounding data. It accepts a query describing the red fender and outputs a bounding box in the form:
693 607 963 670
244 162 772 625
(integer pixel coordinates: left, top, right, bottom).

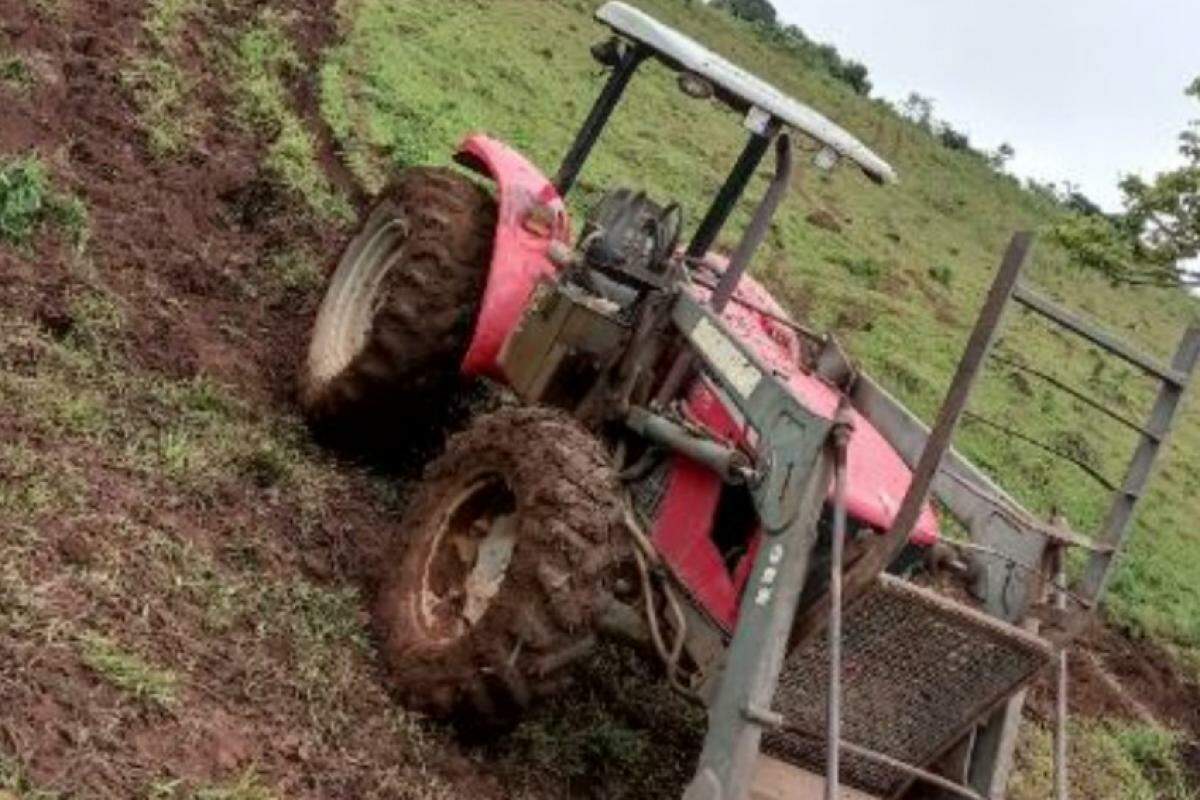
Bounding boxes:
454 134 571 379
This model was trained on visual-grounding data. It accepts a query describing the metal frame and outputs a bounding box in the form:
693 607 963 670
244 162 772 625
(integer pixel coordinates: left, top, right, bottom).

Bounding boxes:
665 293 838 800
792 233 1035 650
847 237 1200 798
687 128 778 261
554 42 648 196
1076 325 1200 605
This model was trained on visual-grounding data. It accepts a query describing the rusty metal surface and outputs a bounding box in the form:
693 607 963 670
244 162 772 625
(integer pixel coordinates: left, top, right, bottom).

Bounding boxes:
765 575 1053 797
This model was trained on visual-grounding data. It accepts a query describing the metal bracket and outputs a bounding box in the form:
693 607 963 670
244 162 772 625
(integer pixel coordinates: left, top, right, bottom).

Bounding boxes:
672 293 829 533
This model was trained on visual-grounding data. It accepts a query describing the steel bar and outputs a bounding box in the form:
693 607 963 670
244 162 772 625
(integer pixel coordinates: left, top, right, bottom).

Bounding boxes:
711 134 793 314
850 373 1026 527
660 135 795 408
794 232 1033 645
687 127 776 259
885 232 1033 556
682 438 833 800
779 724 988 800
1053 548 1069 800
1012 282 1190 387
625 407 748 483
688 273 822 343
1079 326 1200 605
825 403 854 800
989 353 1154 438
970 620 1041 797
554 44 647 196
960 410 1119 492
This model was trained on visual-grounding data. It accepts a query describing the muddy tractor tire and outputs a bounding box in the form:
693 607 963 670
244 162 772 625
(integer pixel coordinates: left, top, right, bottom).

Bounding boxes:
299 167 496 439
373 407 622 728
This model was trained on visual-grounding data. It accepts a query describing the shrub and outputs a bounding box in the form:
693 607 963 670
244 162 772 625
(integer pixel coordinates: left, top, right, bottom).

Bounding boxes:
714 0 777 25
928 264 954 287
938 124 972 152
0 155 88 248
1050 213 1134 282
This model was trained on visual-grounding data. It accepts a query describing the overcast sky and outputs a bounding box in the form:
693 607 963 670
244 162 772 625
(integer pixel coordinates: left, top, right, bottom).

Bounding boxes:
775 0 1197 213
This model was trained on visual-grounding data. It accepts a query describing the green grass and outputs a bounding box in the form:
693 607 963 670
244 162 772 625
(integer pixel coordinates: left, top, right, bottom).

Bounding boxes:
229 10 350 221
123 0 205 156
1 52 33 90
2 0 1198 795
0 755 62 800
0 156 88 248
189 771 278 800
125 0 351 215
1010 720 1196 800
261 245 324 295
79 632 181 708
319 0 1200 650
123 56 203 156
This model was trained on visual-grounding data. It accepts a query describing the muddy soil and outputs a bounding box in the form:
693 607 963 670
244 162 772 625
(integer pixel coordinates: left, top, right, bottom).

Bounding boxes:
0 0 493 796
1 0 1198 797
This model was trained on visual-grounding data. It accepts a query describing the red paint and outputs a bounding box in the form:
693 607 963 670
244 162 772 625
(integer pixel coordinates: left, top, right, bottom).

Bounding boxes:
650 456 739 627
652 258 939 629
686 255 940 547
452 138 938 630
455 134 570 378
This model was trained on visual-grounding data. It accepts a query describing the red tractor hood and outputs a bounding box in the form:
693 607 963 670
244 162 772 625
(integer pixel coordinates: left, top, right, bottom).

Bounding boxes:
685 259 939 547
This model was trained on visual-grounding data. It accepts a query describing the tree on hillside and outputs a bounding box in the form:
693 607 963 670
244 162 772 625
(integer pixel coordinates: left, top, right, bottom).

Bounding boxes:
987 142 1016 171
1064 190 1104 217
715 8 874 97
831 58 871 96
1118 77 1200 275
713 0 777 25
937 122 971 152
901 92 935 130
1055 77 1200 288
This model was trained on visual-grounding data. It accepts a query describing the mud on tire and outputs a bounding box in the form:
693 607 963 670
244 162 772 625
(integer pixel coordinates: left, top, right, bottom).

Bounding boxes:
373 407 622 728
299 167 496 442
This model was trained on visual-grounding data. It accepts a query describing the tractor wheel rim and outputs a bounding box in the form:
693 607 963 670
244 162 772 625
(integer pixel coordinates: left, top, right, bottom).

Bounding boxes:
309 216 407 384
418 474 518 645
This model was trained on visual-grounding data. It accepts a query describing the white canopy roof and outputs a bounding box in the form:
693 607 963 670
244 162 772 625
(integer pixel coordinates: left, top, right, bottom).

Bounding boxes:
595 2 897 184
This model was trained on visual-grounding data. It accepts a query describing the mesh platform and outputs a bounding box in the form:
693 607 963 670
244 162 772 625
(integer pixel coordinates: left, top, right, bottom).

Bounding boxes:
765 574 1053 798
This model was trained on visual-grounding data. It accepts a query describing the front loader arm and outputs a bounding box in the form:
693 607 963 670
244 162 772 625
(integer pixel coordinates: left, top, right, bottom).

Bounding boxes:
628 293 839 800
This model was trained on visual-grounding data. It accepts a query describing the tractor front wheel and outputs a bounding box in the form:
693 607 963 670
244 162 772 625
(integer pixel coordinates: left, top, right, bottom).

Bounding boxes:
299 167 496 443
373 407 622 728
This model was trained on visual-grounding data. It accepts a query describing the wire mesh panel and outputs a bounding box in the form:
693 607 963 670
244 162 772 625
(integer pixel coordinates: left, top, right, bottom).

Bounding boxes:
766 574 1053 797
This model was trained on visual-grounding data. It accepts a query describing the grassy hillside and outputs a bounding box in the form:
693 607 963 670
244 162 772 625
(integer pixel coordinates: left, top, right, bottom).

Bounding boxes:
1 0 1197 797
319 0 1200 645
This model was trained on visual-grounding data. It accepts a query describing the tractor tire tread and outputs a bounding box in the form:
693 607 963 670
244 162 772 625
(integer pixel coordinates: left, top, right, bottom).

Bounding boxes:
299 167 496 439
373 407 621 728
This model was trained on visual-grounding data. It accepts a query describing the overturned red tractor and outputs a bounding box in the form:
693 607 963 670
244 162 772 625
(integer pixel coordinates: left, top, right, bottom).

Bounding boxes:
299 5 1200 799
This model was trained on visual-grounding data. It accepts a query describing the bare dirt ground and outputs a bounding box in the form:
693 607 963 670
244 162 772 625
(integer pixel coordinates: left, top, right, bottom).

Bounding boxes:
1 0 1197 798
0 1 704 796
1 0 496 796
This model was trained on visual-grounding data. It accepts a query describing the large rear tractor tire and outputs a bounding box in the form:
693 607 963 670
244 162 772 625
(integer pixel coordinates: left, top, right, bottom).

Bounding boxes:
299 167 496 443
373 407 622 728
